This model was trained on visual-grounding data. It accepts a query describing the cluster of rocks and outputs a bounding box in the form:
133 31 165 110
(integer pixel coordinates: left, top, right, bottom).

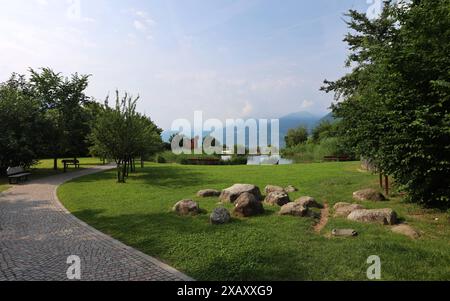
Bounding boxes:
331 188 420 239
173 183 323 224
173 185 420 239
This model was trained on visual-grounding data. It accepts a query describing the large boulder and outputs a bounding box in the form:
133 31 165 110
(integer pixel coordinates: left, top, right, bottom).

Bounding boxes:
264 185 285 194
220 184 262 203
353 189 386 201
333 202 365 218
391 224 420 239
347 208 398 225
279 202 310 217
197 189 221 198
173 200 200 216
233 192 265 217
264 191 290 206
210 207 231 225
295 196 323 209
284 185 299 193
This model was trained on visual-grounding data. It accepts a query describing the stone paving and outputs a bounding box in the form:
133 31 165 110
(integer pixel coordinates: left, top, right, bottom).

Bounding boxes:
0 165 193 281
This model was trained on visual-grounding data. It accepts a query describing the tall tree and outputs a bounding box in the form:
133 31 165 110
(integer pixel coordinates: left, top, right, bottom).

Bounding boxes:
0 74 46 173
322 0 450 207
89 91 162 182
30 68 91 170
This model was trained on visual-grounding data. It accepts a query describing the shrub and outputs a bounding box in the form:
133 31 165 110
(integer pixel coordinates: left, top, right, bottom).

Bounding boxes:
155 155 166 164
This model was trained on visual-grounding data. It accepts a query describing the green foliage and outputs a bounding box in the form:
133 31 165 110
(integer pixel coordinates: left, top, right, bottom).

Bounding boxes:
30 68 93 161
282 138 346 163
0 74 46 172
89 91 162 182
322 0 450 207
284 126 309 148
155 154 167 164
312 120 341 143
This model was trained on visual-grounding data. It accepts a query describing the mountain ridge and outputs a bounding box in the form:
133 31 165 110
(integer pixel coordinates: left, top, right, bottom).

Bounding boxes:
161 111 333 146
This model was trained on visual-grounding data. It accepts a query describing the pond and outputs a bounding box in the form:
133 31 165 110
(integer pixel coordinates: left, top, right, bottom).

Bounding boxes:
246 155 293 165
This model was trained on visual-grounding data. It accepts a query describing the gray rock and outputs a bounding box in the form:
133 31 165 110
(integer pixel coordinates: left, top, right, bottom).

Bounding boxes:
279 202 309 217
233 192 265 217
353 189 386 201
295 196 323 209
264 185 285 194
332 229 358 237
264 191 290 206
391 224 420 239
197 189 221 198
284 185 299 193
210 207 231 224
220 184 262 203
347 208 398 225
173 200 200 216
333 202 365 218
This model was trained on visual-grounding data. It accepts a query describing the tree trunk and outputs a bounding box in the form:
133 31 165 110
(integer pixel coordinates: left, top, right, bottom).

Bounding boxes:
141 157 144 168
53 158 58 170
123 162 128 182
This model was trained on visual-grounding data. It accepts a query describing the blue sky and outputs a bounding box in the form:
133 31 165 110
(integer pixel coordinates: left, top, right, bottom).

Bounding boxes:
0 0 372 129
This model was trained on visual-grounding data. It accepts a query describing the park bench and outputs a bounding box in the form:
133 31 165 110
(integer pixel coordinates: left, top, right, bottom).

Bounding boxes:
323 156 351 162
62 159 80 172
7 166 32 184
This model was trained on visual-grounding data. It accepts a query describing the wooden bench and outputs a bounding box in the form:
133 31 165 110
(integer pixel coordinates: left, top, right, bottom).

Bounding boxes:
7 166 32 184
62 159 80 172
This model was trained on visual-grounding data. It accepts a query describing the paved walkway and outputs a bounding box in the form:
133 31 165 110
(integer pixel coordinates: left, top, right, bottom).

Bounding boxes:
0 165 193 281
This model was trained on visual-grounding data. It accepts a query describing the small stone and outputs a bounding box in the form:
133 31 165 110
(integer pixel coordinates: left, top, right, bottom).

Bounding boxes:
264 185 285 194
220 184 262 203
173 200 200 216
295 196 323 209
279 202 310 217
347 208 398 225
353 189 386 201
210 207 231 224
332 229 358 237
233 192 265 217
197 189 221 197
264 191 290 206
284 185 299 193
333 202 365 218
391 224 420 239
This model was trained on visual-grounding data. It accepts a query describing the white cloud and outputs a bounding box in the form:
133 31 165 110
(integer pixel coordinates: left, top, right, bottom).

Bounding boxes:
36 0 48 6
300 99 314 110
133 20 147 32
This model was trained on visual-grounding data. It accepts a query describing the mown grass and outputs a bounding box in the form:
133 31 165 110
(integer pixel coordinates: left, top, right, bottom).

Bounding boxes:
58 162 450 280
0 157 103 192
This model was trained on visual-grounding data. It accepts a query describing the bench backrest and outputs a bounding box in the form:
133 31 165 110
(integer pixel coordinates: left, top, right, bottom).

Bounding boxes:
7 166 25 176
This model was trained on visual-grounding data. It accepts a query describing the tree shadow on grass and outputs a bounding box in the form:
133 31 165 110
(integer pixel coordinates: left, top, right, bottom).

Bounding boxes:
130 166 218 188
70 208 314 280
68 165 217 189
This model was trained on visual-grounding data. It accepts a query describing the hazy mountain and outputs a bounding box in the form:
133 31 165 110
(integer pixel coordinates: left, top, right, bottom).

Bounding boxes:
318 112 334 123
279 111 322 138
161 111 331 147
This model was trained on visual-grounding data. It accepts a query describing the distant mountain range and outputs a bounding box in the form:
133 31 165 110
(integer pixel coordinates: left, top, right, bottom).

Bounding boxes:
162 111 334 147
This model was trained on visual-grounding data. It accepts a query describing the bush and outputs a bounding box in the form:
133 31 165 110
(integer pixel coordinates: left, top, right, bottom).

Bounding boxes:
155 155 167 164
282 138 349 163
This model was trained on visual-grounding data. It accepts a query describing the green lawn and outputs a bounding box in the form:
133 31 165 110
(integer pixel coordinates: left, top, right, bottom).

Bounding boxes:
0 157 104 192
58 162 450 280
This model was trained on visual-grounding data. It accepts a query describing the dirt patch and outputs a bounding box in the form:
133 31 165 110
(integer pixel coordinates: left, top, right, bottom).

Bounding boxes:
314 202 329 233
